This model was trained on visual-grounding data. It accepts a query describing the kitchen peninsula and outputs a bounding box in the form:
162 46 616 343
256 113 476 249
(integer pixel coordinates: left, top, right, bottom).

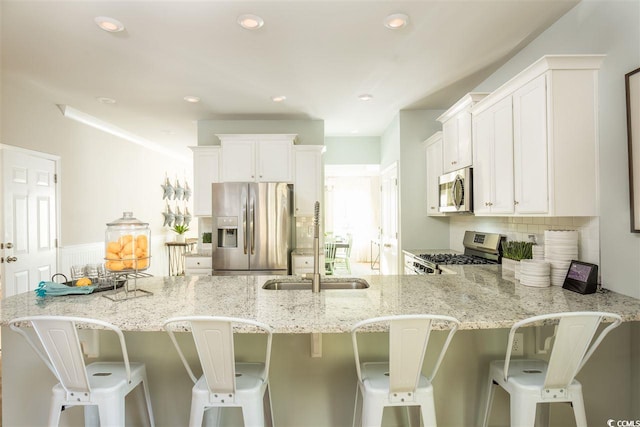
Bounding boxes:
2 269 639 426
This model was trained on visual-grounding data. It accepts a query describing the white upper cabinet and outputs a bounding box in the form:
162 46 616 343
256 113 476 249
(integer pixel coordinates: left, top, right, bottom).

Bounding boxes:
437 93 489 173
471 54 604 217
424 132 444 216
294 145 324 217
190 146 220 216
218 134 295 183
473 97 514 215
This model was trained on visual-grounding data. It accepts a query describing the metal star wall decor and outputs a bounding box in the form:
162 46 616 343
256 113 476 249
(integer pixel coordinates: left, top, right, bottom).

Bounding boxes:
161 176 175 200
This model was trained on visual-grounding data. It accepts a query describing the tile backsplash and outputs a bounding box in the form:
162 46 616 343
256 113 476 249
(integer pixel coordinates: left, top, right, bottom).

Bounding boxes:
449 216 599 265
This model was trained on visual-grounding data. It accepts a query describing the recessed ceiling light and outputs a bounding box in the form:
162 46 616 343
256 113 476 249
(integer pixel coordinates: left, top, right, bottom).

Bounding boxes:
384 13 409 29
96 97 116 104
95 16 125 33
238 14 264 30
358 94 373 101
271 95 286 102
183 96 201 103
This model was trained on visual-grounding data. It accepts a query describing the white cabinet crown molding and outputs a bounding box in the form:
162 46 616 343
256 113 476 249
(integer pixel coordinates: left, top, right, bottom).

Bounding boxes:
424 131 443 147
471 54 605 116
436 93 490 123
215 134 298 143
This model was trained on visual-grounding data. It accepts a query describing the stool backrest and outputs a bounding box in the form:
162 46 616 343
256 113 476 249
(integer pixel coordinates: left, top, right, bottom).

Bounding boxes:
9 315 131 394
164 316 273 395
503 311 622 388
351 315 460 395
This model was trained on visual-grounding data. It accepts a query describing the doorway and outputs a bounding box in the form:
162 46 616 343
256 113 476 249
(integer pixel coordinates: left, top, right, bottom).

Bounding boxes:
1 145 60 297
324 165 380 274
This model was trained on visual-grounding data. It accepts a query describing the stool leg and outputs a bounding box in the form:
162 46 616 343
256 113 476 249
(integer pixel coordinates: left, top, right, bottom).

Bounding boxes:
481 378 497 427
510 394 537 427
189 400 206 427
140 376 155 427
572 394 588 427
83 405 100 427
361 395 384 427
263 384 274 427
48 394 64 427
97 396 125 426
420 396 437 427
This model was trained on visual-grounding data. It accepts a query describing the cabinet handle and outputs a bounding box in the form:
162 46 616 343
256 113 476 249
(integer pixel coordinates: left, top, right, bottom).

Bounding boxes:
485 202 489 207
430 206 435 210
514 201 519 206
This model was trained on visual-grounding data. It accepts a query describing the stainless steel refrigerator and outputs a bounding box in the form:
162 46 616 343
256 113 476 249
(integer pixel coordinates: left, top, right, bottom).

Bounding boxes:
212 182 292 275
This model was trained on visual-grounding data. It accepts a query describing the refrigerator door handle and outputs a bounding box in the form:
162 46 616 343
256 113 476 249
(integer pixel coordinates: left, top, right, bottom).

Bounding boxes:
250 197 256 255
242 195 248 255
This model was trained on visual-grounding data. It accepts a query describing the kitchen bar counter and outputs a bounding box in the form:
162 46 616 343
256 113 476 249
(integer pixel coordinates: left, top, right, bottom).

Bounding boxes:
3 266 640 332
2 268 639 426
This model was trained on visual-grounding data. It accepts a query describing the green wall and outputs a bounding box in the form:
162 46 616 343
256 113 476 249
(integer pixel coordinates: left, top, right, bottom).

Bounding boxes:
323 136 380 165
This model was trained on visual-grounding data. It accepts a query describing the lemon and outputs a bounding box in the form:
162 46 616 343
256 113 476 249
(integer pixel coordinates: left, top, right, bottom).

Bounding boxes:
76 277 92 287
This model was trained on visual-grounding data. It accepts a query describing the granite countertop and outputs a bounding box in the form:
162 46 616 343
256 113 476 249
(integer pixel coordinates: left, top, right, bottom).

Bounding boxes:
2 267 640 333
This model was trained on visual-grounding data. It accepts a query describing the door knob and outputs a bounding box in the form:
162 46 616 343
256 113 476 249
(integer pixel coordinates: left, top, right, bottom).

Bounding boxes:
6 256 18 263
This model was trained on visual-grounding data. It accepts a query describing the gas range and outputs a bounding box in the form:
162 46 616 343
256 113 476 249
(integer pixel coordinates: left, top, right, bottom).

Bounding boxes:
407 231 504 275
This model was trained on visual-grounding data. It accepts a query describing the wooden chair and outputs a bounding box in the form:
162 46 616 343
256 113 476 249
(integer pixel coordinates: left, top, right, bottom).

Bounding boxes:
325 241 337 275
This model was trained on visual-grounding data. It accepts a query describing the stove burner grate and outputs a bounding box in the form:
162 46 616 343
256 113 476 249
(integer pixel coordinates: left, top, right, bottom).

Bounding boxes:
418 253 498 266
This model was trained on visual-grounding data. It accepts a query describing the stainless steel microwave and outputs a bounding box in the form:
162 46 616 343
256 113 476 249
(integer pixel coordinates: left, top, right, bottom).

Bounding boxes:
438 167 473 213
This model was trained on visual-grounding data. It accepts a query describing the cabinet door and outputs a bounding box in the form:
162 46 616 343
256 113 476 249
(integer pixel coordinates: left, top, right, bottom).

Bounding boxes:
472 97 514 214
294 146 323 216
491 97 515 214
192 147 220 216
221 140 255 181
472 110 493 214
258 139 293 182
426 136 443 216
442 119 459 173
513 74 548 214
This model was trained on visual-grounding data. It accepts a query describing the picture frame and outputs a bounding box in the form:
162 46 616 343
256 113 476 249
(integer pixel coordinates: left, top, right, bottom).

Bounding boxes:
626 67 640 232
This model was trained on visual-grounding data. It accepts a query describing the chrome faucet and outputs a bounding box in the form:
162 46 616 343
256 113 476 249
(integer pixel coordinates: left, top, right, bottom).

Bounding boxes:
312 201 321 292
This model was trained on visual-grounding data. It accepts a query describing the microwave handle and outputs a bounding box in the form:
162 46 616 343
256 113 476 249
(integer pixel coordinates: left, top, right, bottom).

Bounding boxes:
452 175 464 210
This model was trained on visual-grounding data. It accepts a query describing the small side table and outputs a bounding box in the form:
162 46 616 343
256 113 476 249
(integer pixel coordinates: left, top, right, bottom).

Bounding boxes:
165 238 197 276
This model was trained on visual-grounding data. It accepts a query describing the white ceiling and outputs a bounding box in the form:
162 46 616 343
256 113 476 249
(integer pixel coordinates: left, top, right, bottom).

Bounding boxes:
2 0 579 155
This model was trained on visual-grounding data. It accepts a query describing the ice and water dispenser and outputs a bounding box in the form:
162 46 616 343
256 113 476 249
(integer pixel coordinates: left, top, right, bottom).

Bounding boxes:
216 216 238 248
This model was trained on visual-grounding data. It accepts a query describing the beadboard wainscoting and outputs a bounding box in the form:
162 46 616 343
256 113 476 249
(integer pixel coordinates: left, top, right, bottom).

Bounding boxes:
59 235 170 278
449 216 599 266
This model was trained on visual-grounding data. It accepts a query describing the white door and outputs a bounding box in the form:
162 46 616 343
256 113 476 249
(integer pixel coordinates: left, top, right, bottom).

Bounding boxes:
380 163 399 275
1 147 58 297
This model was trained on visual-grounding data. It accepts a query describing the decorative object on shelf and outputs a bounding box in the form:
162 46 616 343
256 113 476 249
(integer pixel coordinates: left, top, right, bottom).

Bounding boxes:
172 224 189 243
161 175 175 200
626 66 640 232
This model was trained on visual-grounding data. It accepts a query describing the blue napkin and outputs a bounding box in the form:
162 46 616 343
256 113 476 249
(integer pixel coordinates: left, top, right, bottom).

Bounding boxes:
35 281 96 297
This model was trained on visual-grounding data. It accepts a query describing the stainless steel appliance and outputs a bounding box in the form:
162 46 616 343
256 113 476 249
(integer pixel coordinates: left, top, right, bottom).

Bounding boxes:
410 231 504 274
439 167 473 213
212 182 292 275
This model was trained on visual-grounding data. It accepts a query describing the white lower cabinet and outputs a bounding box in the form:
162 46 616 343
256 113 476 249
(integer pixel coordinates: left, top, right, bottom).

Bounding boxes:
292 253 324 275
471 55 603 217
185 256 212 275
425 132 444 216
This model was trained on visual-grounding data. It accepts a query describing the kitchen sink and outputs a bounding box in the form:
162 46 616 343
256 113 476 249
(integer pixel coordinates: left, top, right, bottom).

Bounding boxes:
262 278 369 290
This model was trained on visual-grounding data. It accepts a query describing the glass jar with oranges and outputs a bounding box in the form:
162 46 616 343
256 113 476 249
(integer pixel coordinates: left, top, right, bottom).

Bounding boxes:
104 212 151 272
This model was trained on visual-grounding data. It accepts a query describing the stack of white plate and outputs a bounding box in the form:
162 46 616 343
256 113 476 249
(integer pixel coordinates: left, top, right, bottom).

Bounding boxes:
544 230 579 286
532 245 544 260
519 259 551 287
